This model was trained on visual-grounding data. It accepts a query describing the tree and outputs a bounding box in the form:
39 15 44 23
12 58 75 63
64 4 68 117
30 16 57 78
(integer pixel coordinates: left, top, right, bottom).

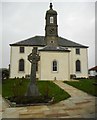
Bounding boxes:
1 68 9 80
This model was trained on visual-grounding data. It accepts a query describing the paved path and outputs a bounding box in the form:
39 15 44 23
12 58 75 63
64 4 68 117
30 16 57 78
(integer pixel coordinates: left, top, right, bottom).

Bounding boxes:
54 80 94 97
2 81 97 119
0 94 10 119
0 94 2 120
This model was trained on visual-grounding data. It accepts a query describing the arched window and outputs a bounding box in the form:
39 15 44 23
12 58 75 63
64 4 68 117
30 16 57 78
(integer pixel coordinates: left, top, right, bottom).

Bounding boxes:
76 60 81 72
50 16 54 23
52 60 57 71
19 59 24 71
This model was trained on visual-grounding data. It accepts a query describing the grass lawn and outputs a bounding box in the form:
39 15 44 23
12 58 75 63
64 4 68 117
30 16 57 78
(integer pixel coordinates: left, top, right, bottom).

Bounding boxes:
64 79 97 96
2 78 70 103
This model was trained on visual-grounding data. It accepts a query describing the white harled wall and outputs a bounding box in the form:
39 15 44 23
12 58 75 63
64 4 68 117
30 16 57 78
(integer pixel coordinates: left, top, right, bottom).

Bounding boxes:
10 46 42 78
10 46 31 78
39 51 70 80
69 48 88 78
10 46 88 79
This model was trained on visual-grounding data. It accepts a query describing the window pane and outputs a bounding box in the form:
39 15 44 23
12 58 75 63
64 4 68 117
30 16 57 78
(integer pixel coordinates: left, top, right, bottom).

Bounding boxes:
20 47 24 53
53 61 57 71
19 59 24 71
76 60 81 72
76 48 80 54
50 17 54 23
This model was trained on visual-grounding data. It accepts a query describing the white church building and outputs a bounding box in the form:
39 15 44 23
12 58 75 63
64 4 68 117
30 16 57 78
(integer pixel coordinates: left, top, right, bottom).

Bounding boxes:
9 3 88 80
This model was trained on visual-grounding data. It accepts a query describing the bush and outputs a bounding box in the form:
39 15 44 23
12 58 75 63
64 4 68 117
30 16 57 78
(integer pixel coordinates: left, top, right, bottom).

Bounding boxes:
70 74 76 79
1 68 9 81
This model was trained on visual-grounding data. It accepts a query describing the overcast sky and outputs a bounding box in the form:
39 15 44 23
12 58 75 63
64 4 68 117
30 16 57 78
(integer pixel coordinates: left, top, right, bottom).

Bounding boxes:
1 0 96 69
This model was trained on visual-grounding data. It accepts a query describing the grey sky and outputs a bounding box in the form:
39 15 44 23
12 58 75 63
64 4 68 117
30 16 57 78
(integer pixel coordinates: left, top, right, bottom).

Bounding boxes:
95 1 97 66
1 1 95 69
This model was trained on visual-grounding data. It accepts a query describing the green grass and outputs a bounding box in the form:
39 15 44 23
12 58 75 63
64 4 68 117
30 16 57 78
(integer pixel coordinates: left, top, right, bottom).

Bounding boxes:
64 79 97 96
2 79 70 103
2 78 29 97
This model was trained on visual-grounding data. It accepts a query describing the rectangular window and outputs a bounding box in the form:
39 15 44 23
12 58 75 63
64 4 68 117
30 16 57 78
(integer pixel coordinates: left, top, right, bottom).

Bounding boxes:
50 17 54 23
53 61 57 71
76 48 80 54
20 47 24 53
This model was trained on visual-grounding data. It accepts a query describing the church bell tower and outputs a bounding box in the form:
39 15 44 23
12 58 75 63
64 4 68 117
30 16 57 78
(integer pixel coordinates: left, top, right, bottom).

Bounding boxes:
45 3 58 46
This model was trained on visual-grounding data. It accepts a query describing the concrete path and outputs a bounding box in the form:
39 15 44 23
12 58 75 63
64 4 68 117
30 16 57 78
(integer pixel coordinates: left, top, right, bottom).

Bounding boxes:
2 81 97 119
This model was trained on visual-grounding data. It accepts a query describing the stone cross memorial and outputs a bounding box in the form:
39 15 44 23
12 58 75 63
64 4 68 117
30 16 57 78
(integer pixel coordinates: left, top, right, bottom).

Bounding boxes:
25 47 40 96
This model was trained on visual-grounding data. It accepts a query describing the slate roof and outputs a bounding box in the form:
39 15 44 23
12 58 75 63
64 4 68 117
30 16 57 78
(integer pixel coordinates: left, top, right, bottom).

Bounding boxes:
39 46 70 52
89 66 97 71
10 36 88 48
46 9 57 15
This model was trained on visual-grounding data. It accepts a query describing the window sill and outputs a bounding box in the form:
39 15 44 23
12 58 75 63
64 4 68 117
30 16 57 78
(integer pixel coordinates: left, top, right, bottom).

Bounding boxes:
76 71 81 73
18 71 25 73
52 71 58 73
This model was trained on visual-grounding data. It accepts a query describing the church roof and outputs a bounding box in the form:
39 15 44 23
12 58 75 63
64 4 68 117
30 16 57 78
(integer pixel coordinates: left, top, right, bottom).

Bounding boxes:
10 36 88 48
39 46 70 52
89 66 97 71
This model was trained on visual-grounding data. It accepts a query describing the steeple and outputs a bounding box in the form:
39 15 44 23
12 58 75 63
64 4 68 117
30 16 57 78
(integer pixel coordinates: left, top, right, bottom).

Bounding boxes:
45 3 58 46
